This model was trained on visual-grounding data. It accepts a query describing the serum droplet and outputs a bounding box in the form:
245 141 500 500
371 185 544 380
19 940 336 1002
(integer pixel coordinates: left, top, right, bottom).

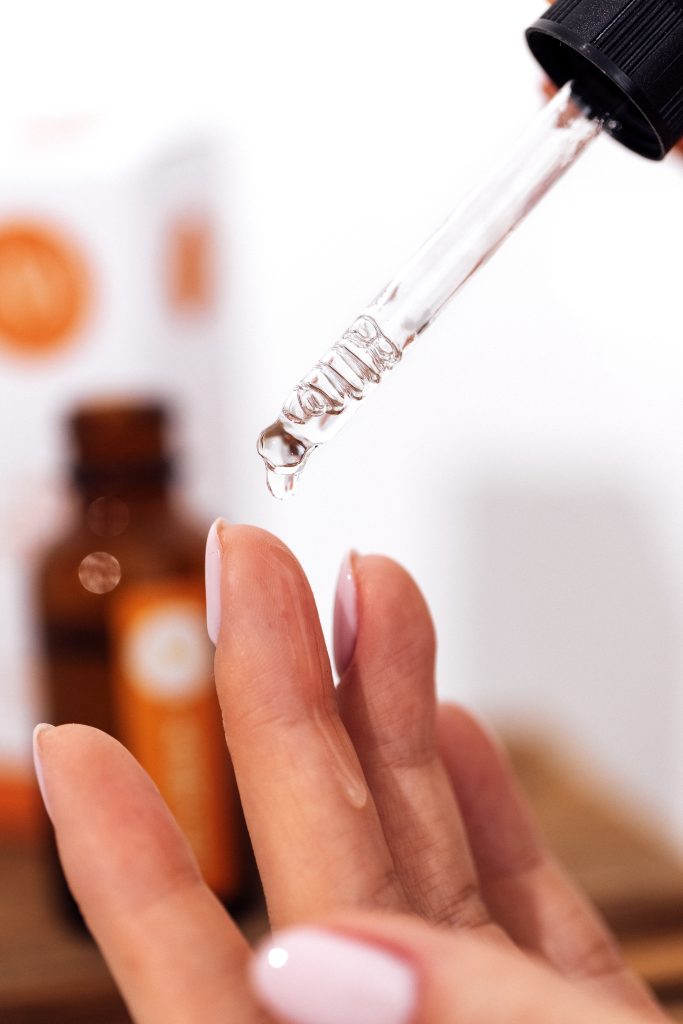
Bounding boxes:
266 467 300 500
257 420 314 500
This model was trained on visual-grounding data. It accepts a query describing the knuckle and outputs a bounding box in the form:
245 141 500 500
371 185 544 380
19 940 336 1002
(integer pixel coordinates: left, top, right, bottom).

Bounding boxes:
565 931 625 983
365 865 408 911
432 881 492 930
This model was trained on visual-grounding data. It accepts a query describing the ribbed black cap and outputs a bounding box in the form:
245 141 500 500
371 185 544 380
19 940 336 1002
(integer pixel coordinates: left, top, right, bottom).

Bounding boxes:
527 0 683 159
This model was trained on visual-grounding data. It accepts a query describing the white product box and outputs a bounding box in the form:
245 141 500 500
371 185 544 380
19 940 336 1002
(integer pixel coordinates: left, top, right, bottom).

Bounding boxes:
0 114 227 780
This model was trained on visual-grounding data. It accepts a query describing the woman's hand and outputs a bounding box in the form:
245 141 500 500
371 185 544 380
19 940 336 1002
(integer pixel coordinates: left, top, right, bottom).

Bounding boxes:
33 523 669 1023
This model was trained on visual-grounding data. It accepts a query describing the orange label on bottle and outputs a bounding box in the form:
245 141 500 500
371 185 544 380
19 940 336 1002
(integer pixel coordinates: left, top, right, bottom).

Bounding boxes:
111 579 240 897
0 222 88 355
167 216 214 311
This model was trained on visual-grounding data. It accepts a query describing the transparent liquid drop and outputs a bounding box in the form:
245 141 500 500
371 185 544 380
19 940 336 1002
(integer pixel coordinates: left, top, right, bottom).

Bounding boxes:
258 420 314 500
265 465 301 499
316 709 369 811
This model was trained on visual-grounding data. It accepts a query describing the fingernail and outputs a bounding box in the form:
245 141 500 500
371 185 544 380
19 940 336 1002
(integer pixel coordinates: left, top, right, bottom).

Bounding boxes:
333 551 358 676
33 723 55 821
205 518 226 645
250 928 417 1024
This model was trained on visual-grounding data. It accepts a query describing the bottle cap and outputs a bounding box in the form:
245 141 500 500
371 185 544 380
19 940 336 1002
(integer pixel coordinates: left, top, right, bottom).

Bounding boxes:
69 399 173 485
527 0 683 159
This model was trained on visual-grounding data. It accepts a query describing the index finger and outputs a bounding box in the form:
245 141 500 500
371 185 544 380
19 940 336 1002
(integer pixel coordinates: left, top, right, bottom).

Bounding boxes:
33 723 265 1024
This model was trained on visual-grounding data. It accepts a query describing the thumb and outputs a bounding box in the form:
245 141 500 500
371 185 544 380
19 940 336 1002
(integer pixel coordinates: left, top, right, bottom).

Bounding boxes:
249 913 646 1024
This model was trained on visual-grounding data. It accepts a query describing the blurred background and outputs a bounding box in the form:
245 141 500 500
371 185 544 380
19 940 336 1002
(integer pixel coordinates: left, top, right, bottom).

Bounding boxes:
2 0 683 1019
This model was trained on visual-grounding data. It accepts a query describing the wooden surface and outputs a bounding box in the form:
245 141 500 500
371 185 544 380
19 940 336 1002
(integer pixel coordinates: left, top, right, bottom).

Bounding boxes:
510 738 683 935
3 738 683 1020
0 842 127 1024
509 738 683 1011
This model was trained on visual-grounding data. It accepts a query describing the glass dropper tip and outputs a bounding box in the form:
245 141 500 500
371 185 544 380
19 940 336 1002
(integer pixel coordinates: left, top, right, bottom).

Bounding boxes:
257 420 314 499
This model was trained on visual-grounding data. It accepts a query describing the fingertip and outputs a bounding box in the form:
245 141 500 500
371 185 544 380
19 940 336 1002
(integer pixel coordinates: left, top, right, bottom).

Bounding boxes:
33 721 115 773
32 723 144 824
39 723 204 918
336 554 438 767
437 702 492 747
216 522 314 621
354 554 436 670
36 721 128 763
436 704 508 778
214 520 294 563
207 521 306 649
212 520 333 727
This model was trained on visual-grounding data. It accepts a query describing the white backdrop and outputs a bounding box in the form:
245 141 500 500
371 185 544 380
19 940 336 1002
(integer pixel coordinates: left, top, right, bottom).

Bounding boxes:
3 0 683 838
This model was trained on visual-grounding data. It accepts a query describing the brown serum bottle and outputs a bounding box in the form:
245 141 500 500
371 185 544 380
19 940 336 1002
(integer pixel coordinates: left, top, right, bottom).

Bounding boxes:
37 400 248 920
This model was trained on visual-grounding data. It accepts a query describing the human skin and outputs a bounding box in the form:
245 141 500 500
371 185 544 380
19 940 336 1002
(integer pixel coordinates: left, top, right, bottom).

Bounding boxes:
33 523 670 1024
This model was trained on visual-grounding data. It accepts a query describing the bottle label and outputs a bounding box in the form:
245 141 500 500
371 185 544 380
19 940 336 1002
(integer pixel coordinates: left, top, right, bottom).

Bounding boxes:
167 215 214 311
0 221 88 355
110 578 240 897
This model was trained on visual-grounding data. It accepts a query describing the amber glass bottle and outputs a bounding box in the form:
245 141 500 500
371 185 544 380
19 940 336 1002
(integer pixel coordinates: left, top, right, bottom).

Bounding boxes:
38 400 247 916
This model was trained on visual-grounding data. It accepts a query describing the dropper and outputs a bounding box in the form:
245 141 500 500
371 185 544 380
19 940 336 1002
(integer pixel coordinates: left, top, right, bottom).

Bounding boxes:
258 0 683 498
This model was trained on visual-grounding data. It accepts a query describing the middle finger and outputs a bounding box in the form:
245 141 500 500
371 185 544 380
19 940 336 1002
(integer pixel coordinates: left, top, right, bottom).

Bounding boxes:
336 553 497 933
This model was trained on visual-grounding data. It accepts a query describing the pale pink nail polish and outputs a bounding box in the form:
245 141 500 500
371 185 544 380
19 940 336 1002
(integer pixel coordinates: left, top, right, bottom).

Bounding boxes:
250 928 417 1024
33 723 55 821
205 518 225 645
333 551 358 676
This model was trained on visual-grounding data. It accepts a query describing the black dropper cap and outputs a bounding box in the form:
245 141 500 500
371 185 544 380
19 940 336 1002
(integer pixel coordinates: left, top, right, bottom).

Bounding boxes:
527 0 683 159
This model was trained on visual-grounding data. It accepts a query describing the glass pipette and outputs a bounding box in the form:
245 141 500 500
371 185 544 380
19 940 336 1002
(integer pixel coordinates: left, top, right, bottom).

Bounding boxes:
257 83 602 498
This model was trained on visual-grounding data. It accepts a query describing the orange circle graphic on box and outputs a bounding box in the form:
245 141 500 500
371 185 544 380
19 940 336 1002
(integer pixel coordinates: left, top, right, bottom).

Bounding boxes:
0 222 88 355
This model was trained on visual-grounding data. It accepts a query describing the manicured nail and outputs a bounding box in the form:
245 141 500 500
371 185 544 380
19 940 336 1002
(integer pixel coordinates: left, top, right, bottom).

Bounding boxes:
33 723 55 821
250 928 417 1024
205 518 225 645
333 551 358 676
